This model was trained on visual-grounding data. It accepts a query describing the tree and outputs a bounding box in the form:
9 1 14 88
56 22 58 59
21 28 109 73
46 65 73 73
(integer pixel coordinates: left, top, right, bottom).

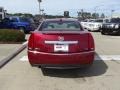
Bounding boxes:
13 13 23 16
100 13 105 18
83 12 91 19
92 13 99 19
77 11 92 20
23 13 33 18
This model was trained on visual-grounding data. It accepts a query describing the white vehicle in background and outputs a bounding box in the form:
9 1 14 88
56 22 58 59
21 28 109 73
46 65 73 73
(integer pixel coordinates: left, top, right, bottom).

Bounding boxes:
81 19 95 30
81 19 107 31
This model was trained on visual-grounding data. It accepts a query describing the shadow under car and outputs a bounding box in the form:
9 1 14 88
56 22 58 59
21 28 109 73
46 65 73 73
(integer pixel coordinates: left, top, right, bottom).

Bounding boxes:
40 53 108 78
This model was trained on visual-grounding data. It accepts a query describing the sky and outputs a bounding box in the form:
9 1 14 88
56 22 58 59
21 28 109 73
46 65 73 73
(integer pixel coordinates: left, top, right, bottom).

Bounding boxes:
0 0 120 16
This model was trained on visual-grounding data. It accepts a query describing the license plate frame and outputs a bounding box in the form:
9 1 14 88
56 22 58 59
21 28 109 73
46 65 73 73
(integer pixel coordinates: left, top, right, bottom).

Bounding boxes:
54 44 69 52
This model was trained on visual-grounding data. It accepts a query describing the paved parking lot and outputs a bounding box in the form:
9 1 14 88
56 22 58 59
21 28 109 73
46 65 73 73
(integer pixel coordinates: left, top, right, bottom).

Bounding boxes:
0 32 120 90
0 44 21 62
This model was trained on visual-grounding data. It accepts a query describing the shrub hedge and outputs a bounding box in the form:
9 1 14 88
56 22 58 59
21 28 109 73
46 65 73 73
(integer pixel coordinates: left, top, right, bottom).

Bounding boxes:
0 29 25 43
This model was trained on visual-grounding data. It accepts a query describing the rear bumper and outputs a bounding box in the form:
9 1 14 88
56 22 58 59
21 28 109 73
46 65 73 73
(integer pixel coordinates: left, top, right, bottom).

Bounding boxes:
28 50 95 67
32 64 93 69
87 27 100 31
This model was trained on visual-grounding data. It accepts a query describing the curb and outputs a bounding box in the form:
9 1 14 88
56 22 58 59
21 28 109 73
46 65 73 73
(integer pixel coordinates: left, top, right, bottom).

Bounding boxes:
0 41 28 69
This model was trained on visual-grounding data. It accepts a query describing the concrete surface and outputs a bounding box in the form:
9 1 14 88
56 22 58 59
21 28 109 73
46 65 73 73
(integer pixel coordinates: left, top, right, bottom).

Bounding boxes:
0 32 120 90
92 32 120 55
0 33 29 63
0 42 27 68
0 44 21 61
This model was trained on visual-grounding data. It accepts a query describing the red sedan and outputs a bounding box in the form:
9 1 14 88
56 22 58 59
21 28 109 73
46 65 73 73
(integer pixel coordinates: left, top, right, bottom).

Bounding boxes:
28 18 95 69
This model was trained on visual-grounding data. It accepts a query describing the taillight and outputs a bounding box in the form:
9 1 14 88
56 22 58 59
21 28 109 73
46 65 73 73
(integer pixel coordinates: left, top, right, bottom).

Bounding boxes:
28 33 34 50
88 33 95 51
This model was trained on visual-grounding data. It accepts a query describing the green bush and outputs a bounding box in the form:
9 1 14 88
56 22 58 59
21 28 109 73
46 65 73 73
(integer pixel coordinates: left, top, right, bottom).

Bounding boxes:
0 29 26 43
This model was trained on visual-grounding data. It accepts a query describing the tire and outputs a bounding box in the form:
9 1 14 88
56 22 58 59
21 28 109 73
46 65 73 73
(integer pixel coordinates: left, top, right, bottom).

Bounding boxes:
101 30 105 35
115 31 120 36
101 30 107 35
119 31 120 35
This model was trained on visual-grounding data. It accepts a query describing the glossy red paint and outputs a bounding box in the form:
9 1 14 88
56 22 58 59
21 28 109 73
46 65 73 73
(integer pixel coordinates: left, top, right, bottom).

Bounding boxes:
28 19 95 68
28 51 94 65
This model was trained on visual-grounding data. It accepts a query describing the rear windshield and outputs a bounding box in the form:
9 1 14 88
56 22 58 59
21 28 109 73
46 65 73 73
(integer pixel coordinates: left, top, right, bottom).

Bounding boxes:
40 21 81 31
20 17 34 23
95 19 103 22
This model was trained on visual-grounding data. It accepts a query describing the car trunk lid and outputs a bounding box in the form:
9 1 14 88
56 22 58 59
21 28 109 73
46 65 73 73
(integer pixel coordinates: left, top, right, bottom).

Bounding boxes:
33 31 90 53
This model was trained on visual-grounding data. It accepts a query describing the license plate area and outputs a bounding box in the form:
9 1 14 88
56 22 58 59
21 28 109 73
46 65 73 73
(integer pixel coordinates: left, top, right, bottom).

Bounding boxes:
54 44 69 52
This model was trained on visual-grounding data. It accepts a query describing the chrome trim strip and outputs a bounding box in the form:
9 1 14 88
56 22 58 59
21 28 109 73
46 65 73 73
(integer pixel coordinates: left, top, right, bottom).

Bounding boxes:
45 41 78 45
28 50 94 55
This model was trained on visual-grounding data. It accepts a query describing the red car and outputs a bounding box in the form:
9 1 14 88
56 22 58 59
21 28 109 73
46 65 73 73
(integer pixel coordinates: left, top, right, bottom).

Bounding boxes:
28 18 95 69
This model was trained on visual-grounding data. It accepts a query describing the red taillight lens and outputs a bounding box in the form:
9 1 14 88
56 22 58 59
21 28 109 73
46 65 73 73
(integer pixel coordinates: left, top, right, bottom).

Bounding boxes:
28 33 34 50
88 33 95 51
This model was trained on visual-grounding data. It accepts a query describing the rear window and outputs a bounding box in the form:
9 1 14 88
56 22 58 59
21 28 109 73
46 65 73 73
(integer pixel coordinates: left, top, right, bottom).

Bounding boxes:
40 21 81 31
11 18 18 22
95 19 103 22
19 18 29 22
110 18 120 23
20 17 34 23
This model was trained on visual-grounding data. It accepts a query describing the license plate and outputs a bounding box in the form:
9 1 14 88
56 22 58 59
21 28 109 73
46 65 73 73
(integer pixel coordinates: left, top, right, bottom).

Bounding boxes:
54 44 69 52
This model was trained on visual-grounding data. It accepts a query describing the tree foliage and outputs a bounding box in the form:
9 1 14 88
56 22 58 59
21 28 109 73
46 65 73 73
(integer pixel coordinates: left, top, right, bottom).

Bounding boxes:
100 13 105 18
78 10 105 20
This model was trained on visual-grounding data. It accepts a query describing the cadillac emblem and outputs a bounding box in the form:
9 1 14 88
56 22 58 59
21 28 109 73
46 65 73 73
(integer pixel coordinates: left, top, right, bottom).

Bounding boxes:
58 36 64 41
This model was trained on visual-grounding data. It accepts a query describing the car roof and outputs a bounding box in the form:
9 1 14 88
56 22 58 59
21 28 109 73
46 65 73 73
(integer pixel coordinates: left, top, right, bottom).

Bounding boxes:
9 16 30 19
43 18 78 22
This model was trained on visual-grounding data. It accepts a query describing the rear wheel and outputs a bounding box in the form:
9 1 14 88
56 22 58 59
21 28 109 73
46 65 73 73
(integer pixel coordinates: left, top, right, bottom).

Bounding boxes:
119 31 120 35
115 31 120 36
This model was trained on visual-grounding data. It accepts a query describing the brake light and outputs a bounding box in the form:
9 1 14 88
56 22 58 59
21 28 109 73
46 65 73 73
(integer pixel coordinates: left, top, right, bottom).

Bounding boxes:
28 33 34 50
88 33 95 51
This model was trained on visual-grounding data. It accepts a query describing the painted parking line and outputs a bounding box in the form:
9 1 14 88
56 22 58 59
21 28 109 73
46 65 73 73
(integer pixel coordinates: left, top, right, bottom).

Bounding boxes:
19 55 120 62
95 55 120 61
20 56 28 61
